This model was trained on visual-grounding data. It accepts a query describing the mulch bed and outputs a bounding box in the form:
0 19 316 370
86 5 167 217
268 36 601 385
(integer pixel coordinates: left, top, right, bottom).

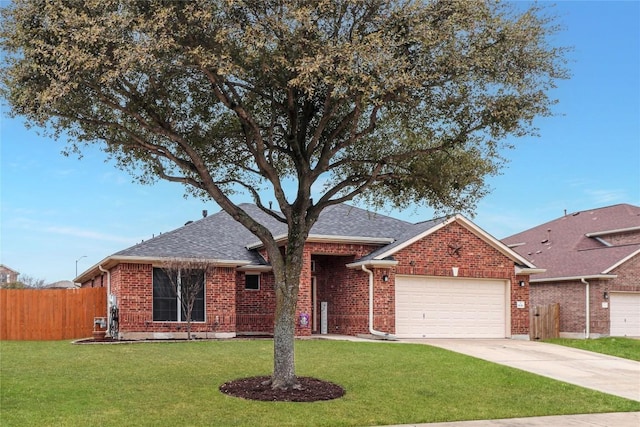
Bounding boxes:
219 376 345 402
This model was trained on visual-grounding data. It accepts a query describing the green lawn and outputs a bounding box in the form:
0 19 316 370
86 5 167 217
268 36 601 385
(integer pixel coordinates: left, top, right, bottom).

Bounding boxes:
544 337 640 361
1 340 638 426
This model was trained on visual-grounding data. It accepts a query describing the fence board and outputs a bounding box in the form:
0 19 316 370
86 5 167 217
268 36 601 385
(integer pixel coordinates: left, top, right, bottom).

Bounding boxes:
0 288 107 340
530 303 560 340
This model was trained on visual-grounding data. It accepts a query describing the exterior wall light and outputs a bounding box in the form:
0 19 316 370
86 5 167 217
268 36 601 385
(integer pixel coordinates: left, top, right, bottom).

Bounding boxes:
603 291 609 300
382 275 389 282
519 280 526 287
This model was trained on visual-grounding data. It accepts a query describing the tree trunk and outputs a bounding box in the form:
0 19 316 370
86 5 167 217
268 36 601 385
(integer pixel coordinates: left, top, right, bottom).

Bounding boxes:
271 279 298 389
186 317 192 340
269 225 306 390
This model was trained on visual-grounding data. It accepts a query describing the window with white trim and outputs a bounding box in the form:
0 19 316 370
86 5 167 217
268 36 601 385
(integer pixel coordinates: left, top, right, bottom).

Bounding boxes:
152 268 205 321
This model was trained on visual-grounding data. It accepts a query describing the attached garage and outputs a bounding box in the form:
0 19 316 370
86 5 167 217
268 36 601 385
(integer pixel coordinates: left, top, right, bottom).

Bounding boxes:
395 276 509 338
610 292 640 337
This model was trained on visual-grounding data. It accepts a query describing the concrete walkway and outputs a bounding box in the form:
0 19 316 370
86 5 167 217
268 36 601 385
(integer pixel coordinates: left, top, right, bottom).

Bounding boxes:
383 412 640 427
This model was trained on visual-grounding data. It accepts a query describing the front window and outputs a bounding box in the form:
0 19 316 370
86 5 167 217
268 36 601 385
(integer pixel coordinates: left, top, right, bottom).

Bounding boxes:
153 268 205 322
245 274 260 290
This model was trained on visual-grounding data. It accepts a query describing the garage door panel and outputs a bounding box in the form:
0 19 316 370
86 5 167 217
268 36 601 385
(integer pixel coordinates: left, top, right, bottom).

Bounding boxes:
610 293 640 337
395 276 507 338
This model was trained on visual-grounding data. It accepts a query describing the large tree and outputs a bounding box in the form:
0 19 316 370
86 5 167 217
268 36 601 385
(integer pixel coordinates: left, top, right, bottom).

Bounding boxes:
1 0 567 389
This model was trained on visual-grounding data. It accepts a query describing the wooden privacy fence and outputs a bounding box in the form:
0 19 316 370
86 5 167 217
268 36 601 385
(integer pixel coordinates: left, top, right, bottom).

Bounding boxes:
530 303 560 340
0 288 106 340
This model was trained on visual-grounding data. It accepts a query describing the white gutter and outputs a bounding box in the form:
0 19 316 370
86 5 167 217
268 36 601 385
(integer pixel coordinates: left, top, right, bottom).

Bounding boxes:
98 264 112 338
76 255 253 283
346 259 399 269
514 267 546 275
530 274 617 283
246 234 394 250
360 265 395 340
581 278 590 339
236 265 273 272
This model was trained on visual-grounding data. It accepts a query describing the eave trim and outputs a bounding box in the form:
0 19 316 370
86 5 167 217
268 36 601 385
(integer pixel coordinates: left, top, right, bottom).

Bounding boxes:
530 274 618 283
245 234 394 250
346 260 399 269
75 255 254 283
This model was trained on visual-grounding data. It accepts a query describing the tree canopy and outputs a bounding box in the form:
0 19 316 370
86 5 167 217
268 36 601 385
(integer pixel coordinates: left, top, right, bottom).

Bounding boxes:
1 0 567 220
1 0 568 389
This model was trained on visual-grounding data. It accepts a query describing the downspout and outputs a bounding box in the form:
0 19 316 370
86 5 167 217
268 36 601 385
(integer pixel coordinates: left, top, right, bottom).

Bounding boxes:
361 265 395 340
99 265 112 337
581 278 590 339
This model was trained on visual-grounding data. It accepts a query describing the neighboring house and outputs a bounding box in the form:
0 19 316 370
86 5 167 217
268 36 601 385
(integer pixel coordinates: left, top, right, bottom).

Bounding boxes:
0 265 20 285
45 280 80 289
503 204 640 338
76 203 540 340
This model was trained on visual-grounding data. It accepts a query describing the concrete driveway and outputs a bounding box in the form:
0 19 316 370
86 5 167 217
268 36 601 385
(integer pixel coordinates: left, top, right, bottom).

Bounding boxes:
403 339 640 402
314 336 640 426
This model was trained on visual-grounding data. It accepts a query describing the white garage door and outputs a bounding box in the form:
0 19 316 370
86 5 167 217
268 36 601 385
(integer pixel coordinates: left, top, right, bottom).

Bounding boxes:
610 292 640 337
395 276 508 338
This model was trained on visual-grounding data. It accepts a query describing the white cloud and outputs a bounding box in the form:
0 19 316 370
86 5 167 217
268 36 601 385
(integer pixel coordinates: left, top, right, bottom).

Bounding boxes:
100 171 128 185
584 189 627 205
44 226 135 244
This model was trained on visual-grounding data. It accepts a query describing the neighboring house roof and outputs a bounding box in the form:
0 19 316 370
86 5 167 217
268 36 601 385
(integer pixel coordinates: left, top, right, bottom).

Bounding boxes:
502 204 640 282
76 203 535 282
45 280 80 289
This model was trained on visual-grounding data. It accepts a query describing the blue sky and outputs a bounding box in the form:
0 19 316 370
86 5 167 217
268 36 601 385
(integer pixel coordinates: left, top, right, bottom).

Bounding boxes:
1 1 639 283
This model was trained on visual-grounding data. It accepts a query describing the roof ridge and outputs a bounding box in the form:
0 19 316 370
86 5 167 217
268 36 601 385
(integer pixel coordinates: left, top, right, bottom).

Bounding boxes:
577 242 640 252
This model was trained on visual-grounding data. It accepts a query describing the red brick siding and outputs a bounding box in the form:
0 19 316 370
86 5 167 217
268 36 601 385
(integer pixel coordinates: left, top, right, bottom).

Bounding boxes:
604 230 640 246
530 254 639 336
303 242 382 336
608 254 640 292
394 222 528 336
112 263 236 335
81 274 104 288
234 241 380 336
105 220 529 338
313 254 368 335
235 272 275 334
530 279 609 335
207 267 236 333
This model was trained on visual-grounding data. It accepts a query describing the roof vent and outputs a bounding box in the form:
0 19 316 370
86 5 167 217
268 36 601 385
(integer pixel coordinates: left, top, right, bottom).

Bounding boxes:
202 210 208 218
541 229 551 244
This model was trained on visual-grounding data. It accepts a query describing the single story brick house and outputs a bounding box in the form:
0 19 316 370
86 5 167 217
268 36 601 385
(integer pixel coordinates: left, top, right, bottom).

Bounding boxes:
77 203 541 340
502 203 640 338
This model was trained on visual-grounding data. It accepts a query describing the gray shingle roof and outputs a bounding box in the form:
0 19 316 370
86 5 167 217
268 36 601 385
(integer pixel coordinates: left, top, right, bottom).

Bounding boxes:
115 204 280 263
114 203 416 265
502 204 640 280
76 203 533 283
308 203 411 238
